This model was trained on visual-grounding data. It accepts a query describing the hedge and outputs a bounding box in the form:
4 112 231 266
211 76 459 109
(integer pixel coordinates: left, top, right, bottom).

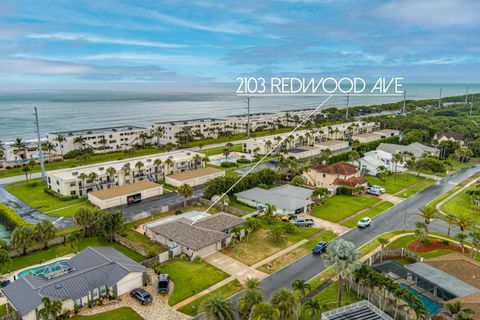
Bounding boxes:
0 203 29 230
336 186 353 195
44 187 79 201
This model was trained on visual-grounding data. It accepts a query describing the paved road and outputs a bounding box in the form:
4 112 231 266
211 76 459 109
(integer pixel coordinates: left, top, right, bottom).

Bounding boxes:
192 165 480 319
0 184 75 228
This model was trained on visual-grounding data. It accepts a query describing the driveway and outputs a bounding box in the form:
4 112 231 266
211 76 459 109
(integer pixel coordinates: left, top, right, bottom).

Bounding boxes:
78 270 187 320
304 214 349 234
378 193 404 204
204 252 267 282
0 184 75 229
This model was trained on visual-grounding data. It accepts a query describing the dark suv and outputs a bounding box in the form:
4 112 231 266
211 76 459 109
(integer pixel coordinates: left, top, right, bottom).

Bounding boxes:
130 288 153 305
158 274 170 294
312 241 329 254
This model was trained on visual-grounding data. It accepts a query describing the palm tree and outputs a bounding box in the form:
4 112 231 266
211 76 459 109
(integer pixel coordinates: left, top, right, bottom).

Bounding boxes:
88 172 98 186
139 132 149 148
201 295 235 320
303 299 324 320
456 216 472 233
193 154 202 168
265 140 273 153
54 134 66 156
416 206 437 239
34 220 56 249
223 147 231 160
0 249 11 274
270 288 300 320
73 136 86 150
74 207 96 237
78 172 88 188
11 226 34 255
38 296 63 320
414 222 425 252
106 167 116 183
469 229 480 260
348 150 361 169
178 184 193 207
443 300 475 320
250 302 280 320
66 231 83 253
392 152 404 179
378 238 390 262
268 225 287 246
244 277 261 291
164 158 174 175
291 279 311 299
237 289 264 320
456 233 468 254
322 239 361 307
13 137 26 151
43 141 55 161
135 161 145 176
98 137 107 153
445 214 457 237
153 127 164 145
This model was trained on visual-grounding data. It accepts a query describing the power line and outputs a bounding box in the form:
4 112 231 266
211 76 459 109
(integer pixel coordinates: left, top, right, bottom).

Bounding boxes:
33 107 46 181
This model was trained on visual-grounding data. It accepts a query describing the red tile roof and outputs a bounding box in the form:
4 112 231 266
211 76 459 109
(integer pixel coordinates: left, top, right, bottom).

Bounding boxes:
312 162 358 175
334 176 368 187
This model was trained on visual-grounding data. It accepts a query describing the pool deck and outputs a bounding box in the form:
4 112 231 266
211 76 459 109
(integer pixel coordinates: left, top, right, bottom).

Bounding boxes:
5 254 74 282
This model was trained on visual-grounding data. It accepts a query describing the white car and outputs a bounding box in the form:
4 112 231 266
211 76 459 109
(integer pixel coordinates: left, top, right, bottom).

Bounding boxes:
370 185 385 193
357 217 372 228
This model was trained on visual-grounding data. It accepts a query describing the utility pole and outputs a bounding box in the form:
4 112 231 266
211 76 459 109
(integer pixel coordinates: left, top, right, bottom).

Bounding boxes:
465 86 469 105
33 107 46 181
403 90 407 114
438 87 443 108
345 94 349 120
471 95 475 117
246 97 251 139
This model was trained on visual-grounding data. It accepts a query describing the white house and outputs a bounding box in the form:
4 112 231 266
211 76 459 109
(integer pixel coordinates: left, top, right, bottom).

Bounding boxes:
358 150 406 176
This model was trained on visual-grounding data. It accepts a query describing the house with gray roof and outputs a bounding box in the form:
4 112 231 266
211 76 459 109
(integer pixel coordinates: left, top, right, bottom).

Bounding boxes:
146 212 245 258
2 247 147 320
234 185 313 215
377 142 439 158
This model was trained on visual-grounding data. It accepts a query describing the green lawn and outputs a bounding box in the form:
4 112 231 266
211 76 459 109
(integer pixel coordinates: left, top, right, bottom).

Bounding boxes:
0 148 163 179
299 282 360 319
178 279 243 316
201 144 243 156
160 258 230 306
341 201 394 228
122 229 168 255
5 179 93 217
442 186 480 224
311 195 381 223
0 304 6 317
366 174 425 194
71 307 143 320
386 235 469 260
403 179 435 197
4 237 144 273
228 196 256 213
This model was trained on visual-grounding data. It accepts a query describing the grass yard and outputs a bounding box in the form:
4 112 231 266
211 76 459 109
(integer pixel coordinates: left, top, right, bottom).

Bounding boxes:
5 179 93 217
122 229 168 255
402 179 435 197
257 230 337 274
299 282 360 319
311 195 380 223
201 144 243 156
341 201 394 228
442 186 480 224
5 237 144 273
366 173 425 194
161 258 230 306
71 307 143 320
228 196 256 213
223 226 320 266
177 279 243 316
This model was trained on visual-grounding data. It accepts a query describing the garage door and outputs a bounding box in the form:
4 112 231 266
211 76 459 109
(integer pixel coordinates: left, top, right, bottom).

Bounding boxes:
117 275 143 296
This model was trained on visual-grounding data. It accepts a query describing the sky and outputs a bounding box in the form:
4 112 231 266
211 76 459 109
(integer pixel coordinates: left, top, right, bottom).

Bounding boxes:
0 0 479 84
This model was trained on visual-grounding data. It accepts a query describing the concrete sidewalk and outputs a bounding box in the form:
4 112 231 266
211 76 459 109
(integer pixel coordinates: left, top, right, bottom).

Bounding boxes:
204 252 267 281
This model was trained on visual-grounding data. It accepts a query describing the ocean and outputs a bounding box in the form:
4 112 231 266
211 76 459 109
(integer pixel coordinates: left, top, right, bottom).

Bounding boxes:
0 83 478 142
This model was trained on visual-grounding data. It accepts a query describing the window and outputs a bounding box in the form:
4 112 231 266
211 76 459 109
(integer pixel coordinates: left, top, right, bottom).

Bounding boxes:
70 191 76 195
100 285 107 296
70 181 76 187
92 288 99 299
75 298 82 306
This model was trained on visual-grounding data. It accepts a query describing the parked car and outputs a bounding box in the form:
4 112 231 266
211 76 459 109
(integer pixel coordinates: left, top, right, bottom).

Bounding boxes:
281 214 297 222
369 185 386 193
357 217 372 228
291 217 314 227
312 241 329 254
158 274 170 294
366 187 382 196
130 288 153 305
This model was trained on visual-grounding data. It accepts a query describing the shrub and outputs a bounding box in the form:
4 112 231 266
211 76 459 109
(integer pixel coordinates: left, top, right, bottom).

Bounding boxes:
0 203 29 230
175 210 183 215
416 158 446 173
63 148 94 159
237 158 251 164
280 222 297 234
220 161 237 168
422 239 431 245
44 187 79 201
336 186 353 196
442 239 450 245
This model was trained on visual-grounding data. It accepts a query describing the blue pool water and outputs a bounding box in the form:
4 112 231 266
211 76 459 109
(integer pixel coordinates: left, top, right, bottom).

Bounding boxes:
210 157 238 164
17 260 71 278
401 284 444 315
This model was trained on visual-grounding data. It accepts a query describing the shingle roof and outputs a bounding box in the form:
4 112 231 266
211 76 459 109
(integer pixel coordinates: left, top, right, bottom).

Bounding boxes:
150 219 228 250
334 176 368 187
312 162 358 175
426 253 480 289
435 132 465 141
193 213 245 232
2 247 147 316
234 186 313 211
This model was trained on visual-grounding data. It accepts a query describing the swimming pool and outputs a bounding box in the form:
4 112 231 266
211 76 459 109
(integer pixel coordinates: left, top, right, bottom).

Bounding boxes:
17 260 72 279
210 157 238 164
401 284 444 315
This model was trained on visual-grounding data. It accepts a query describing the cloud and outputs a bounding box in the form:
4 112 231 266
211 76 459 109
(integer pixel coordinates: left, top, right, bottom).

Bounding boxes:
81 53 216 65
27 33 188 49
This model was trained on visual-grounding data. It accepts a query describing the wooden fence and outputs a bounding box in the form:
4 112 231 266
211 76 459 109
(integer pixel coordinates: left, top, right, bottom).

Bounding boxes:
123 196 200 223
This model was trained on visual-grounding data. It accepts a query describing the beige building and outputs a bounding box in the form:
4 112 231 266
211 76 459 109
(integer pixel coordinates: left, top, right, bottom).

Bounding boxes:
46 150 204 197
353 129 400 143
153 118 228 144
46 125 150 155
88 181 163 209
165 166 225 187
315 140 350 153
302 161 367 192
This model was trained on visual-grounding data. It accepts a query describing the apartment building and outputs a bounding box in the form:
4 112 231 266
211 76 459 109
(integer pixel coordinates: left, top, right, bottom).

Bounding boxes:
153 118 227 144
46 150 204 197
46 125 150 155
243 121 377 155
224 112 279 133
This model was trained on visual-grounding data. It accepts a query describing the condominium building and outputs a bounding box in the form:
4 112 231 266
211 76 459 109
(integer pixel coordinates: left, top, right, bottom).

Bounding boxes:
46 150 204 197
243 121 377 155
224 113 278 133
153 118 228 144
46 125 150 155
